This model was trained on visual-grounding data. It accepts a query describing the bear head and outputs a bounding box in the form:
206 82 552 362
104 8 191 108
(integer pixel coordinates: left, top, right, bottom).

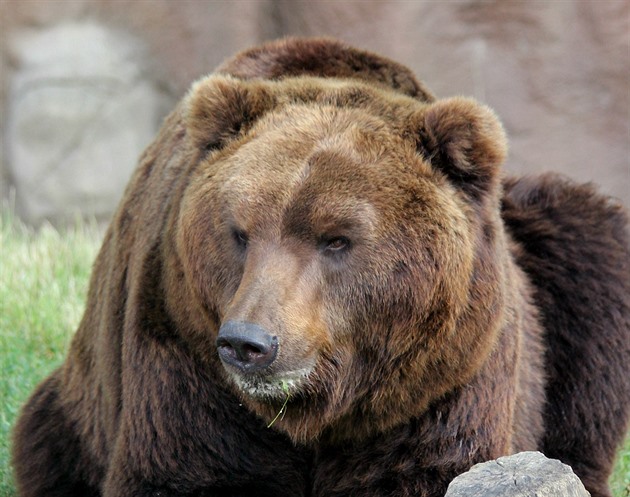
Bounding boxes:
167 39 508 444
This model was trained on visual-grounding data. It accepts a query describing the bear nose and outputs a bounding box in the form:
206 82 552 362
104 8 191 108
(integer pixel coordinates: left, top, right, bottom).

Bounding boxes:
216 321 278 373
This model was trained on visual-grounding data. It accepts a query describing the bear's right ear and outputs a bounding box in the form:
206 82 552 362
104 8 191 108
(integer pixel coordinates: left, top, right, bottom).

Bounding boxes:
185 76 276 154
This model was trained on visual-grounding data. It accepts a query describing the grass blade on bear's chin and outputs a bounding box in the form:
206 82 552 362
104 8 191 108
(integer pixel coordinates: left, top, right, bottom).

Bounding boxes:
267 381 290 428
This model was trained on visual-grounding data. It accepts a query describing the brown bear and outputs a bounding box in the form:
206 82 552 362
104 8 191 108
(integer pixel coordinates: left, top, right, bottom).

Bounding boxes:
12 38 630 497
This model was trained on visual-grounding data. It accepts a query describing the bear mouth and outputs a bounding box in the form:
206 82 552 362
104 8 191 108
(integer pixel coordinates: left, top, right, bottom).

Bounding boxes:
229 367 313 403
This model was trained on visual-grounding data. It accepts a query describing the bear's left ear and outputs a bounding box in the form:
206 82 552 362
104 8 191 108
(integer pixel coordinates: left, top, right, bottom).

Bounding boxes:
185 76 276 155
415 97 508 199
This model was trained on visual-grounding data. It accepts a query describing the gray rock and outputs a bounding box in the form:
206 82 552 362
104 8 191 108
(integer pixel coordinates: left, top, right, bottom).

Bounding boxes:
5 22 172 225
445 451 590 497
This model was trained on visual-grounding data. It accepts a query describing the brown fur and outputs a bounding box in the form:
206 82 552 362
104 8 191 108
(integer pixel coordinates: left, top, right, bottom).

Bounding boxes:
12 38 630 497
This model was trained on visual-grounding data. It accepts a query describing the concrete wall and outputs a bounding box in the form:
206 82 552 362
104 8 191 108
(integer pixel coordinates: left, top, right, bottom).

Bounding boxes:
1 0 628 224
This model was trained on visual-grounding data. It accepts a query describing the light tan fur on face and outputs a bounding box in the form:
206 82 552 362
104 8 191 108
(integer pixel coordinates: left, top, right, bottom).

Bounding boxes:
176 79 508 441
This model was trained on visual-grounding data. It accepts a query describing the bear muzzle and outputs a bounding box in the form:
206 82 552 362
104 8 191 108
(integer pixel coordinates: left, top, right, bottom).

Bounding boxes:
216 321 279 373
216 319 319 403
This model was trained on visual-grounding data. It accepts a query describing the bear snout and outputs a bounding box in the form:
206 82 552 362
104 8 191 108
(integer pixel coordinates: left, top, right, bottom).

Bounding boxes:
216 321 279 373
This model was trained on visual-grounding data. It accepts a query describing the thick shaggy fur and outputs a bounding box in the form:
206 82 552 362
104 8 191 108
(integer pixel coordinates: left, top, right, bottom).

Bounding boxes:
12 38 630 497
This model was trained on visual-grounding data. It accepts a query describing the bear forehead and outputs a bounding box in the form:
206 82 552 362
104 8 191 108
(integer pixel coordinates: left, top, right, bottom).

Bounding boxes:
212 103 430 217
186 75 463 237
185 74 427 153
224 103 416 179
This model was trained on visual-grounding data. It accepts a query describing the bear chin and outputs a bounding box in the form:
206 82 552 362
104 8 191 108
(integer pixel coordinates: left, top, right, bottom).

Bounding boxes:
223 350 359 442
227 365 314 402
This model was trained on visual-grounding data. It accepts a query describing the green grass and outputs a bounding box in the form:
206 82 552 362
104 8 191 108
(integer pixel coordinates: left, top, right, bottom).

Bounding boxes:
0 209 101 496
0 209 629 496
612 442 630 497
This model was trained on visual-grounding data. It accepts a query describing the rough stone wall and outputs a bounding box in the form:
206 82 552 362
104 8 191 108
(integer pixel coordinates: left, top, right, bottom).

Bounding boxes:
1 0 628 224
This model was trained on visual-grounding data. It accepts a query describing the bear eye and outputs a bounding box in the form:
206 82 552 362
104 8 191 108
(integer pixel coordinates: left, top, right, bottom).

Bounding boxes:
322 236 351 254
232 229 249 249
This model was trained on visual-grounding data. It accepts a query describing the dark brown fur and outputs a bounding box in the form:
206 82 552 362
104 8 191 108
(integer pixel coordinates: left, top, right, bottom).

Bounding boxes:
502 175 630 497
12 38 630 497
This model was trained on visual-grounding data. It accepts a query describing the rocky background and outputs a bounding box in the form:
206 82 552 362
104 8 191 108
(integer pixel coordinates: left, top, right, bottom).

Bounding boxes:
1 0 628 225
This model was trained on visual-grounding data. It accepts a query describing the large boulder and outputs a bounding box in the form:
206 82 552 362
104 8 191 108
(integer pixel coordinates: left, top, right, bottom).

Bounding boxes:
445 452 591 497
